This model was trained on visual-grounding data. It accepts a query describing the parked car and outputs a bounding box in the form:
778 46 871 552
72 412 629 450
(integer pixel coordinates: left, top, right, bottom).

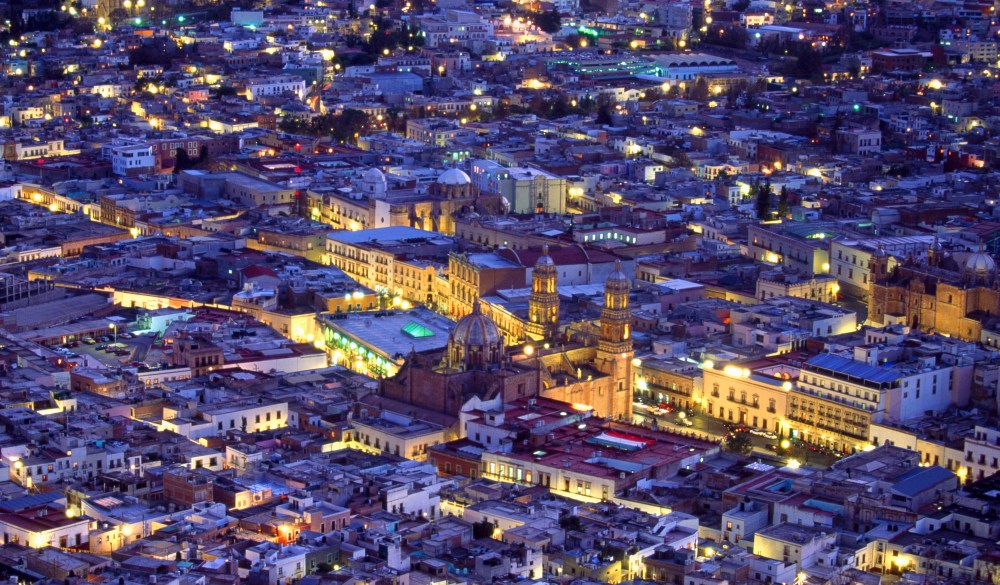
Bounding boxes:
83 338 96 345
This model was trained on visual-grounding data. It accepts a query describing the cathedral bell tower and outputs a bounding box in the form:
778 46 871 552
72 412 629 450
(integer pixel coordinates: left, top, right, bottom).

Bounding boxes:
527 245 560 341
596 259 634 420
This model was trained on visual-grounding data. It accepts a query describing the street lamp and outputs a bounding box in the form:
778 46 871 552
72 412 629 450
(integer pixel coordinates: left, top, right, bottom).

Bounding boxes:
109 323 117 344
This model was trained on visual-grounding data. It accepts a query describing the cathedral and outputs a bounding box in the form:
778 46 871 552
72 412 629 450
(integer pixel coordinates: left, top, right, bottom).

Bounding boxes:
868 241 1000 342
379 248 635 421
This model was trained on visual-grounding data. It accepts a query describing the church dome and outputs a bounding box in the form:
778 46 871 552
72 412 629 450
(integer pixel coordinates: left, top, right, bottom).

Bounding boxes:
453 303 502 347
438 168 472 186
966 247 996 277
448 300 504 370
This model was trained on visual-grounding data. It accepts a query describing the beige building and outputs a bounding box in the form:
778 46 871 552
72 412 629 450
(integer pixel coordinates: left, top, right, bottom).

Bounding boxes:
702 360 794 434
325 226 452 308
755 273 840 304
350 414 448 461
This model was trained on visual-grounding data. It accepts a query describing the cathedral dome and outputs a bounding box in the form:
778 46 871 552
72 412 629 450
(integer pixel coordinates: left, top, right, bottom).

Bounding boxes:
965 247 996 277
438 168 472 186
447 300 504 371
453 301 502 347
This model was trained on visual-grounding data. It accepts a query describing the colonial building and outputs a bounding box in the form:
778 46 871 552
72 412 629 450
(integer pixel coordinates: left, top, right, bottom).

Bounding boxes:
307 167 503 236
379 262 635 421
868 243 1000 342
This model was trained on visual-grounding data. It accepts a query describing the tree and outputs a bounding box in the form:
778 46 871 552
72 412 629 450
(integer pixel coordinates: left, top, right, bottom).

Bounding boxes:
594 93 615 125
472 519 495 539
793 45 823 80
331 109 371 144
559 515 583 531
723 430 753 456
174 148 193 173
533 8 561 34
690 77 710 102
777 186 790 218
754 180 773 220
844 55 862 79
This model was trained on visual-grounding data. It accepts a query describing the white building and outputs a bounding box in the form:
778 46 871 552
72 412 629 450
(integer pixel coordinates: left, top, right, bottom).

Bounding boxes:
104 143 155 177
0 507 91 549
837 128 882 155
6 442 127 487
753 523 838 571
246 542 309 585
650 53 739 81
417 10 494 50
245 76 306 102
200 401 290 435
351 412 446 461
10 139 79 161
362 462 445 519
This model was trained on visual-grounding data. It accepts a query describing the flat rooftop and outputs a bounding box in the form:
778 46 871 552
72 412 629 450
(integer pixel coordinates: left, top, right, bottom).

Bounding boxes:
322 307 454 359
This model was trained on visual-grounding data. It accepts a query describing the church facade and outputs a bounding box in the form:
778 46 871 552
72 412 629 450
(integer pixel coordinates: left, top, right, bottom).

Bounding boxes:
868 243 1000 342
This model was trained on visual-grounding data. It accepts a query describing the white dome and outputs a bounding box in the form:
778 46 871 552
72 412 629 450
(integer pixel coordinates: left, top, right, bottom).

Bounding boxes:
966 250 996 275
438 168 471 186
362 167 386 184
359 167 387 196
